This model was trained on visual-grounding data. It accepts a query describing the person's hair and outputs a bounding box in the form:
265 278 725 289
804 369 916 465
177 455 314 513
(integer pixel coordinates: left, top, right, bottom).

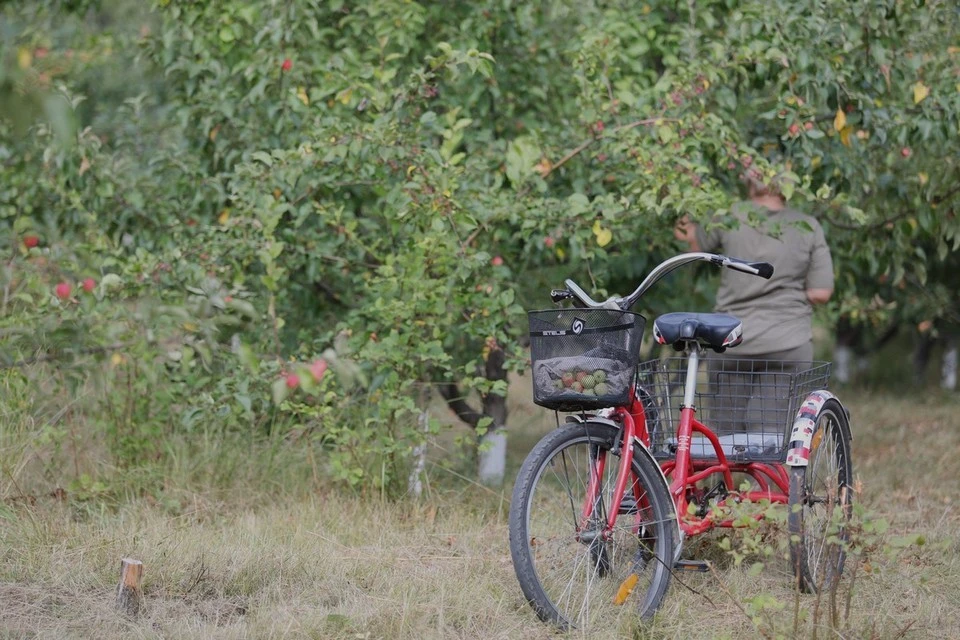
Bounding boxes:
742 169 792 202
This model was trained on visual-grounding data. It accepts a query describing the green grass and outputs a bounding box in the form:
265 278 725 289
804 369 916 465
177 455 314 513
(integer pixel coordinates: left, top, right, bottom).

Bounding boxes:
2 377 959 639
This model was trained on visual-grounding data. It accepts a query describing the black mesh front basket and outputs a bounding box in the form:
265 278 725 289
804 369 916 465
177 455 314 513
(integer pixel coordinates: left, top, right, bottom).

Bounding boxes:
529 308 645 411
637 357 831 462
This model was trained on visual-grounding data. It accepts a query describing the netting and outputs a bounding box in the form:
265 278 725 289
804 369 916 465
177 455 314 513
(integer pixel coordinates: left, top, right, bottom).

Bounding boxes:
637 357 831 462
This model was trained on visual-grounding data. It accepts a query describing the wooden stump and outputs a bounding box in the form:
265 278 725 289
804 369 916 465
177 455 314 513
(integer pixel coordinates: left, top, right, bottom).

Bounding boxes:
115 558 144 617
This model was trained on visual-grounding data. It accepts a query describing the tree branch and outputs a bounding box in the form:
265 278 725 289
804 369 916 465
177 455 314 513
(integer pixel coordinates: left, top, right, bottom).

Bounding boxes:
437 382 483 429
933 182 960 205
0 341 135 369
517 117 676 197
819 211 909 232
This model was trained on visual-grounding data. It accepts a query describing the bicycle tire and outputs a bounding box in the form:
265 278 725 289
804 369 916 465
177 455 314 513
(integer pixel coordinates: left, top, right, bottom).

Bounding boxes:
509 422 675 630
787 398 853 593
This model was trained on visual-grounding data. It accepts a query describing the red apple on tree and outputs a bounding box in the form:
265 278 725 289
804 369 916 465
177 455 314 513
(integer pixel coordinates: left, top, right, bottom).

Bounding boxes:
23 236 39 248
491 256 504 266
788 123 800 137
281 58 292 72
901 147 912 158
544 236 555 248
285 373 300 389
55 282 72 300
309 359 328 382
82 278 96 293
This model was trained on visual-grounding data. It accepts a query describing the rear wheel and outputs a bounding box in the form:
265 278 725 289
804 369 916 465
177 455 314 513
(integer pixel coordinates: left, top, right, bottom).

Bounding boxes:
787 399 853 593
509 422 675 630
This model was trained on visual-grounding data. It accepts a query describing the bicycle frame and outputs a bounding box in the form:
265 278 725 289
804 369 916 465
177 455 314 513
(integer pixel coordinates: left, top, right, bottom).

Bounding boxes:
579 346 791 542
563 252 789 543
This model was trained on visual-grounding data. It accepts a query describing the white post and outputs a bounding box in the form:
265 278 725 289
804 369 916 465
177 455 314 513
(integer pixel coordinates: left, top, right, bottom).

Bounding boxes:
478 428 507 486
942 341 958 391
408 390 430 497
834 344 852 384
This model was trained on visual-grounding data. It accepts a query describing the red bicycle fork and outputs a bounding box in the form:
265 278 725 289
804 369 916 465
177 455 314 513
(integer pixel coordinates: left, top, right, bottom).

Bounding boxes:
577 410 646 542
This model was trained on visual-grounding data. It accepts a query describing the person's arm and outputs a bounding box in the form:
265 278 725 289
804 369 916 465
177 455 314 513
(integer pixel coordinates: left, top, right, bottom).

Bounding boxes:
806 288 832 305
805 222 834 305
673 215 701 252
675 214 724 253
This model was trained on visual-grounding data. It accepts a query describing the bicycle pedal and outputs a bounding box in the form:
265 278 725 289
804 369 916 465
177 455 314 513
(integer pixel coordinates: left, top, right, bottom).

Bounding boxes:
618 495 639 514
673 559 712 572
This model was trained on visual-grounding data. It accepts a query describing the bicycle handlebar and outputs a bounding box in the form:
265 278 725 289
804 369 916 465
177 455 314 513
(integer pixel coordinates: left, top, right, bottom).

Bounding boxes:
558 253 775 311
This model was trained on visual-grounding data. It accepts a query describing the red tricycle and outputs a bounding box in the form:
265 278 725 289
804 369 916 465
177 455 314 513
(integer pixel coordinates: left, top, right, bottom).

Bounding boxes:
509 252 853 630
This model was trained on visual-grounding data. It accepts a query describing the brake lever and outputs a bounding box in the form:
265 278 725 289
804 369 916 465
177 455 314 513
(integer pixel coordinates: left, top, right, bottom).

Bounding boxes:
550 289 574 303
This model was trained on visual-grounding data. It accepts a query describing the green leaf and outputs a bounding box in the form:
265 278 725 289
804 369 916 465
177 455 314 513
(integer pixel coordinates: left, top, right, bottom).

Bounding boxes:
271 378 289 405
251 151 273 167
476 416 493 435
657 125 675 143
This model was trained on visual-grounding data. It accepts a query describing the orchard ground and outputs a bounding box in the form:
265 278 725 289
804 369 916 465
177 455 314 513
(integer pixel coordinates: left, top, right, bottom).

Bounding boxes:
2 371 959 640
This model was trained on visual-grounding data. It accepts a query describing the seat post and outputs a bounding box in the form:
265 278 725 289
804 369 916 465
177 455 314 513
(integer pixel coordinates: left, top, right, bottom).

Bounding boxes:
682 344 701 409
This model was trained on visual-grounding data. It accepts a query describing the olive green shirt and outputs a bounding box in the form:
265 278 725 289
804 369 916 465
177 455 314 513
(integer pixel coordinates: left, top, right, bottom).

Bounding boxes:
695 204 834 356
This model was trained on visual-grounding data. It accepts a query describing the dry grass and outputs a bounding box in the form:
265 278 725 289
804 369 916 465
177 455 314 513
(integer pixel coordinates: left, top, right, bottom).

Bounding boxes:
2 381 960 639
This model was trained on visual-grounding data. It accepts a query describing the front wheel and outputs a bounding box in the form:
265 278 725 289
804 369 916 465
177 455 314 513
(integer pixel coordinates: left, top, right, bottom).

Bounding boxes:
788 398 853 593
509 422 675 631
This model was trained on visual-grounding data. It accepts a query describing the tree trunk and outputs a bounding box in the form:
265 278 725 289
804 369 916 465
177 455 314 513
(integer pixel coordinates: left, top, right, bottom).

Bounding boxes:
478 344 508 486
437 343 510 487
115 558 144 617
942 339 957 391
408 389 430 498
913 333 935 385
833 344 853 384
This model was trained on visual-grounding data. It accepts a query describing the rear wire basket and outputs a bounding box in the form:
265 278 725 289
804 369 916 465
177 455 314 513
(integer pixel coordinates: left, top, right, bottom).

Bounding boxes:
529 308 645 412
637 357 831 462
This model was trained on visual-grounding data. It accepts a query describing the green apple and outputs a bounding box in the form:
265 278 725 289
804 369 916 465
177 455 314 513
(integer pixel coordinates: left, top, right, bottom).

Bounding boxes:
595 382 609 396
593 369 607 382
581 374 596 389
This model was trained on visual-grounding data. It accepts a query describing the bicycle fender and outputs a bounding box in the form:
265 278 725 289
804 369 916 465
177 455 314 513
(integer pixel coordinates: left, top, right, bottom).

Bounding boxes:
568 415 682 547
785 390 851 467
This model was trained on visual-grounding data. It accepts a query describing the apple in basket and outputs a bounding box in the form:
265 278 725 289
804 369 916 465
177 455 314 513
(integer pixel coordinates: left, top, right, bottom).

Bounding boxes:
571 381 584 393
595 382 609 396
593 369 607 382
581 374 596 390
561 371 575 387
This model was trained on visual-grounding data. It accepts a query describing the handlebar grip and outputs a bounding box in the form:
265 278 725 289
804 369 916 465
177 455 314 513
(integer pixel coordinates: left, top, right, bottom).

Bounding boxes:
753 262 774 279
725 257 774 280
